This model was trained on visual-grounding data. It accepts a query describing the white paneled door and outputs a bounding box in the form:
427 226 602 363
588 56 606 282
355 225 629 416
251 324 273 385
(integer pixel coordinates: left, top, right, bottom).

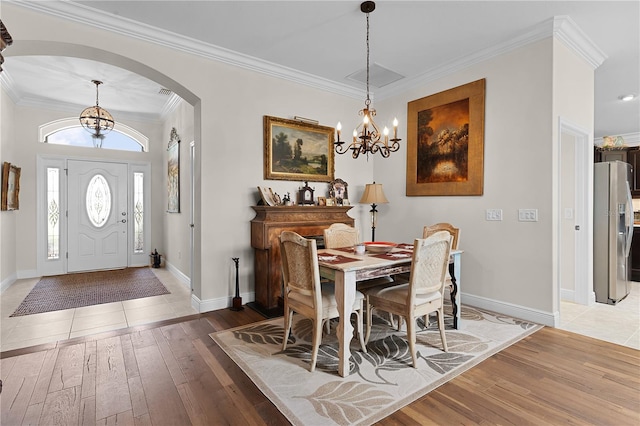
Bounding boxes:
67 160 128 272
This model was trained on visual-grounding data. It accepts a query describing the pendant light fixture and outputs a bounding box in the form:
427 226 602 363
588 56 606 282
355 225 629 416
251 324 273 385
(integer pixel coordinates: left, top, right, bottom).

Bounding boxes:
334 1 400 159
79 80 115 148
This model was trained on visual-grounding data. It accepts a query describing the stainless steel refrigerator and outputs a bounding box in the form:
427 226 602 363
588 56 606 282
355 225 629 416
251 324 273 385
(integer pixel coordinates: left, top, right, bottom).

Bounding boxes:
594 161 633 304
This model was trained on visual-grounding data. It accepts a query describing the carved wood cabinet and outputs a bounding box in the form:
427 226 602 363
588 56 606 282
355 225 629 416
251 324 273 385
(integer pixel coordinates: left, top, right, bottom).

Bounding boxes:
250 205 354 316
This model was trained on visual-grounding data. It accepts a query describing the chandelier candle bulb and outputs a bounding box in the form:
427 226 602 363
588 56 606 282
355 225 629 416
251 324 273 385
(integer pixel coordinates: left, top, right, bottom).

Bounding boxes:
393 118 398 139
336 122 341 139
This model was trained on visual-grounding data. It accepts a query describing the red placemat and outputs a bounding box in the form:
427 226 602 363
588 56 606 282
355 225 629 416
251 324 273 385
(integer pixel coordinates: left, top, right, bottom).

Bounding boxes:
371 250 413 260
317 254 360 264
333 247 356 254
395 243 414 251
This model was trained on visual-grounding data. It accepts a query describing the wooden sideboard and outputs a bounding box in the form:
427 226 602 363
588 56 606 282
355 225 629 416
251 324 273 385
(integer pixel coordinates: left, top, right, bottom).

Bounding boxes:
250 205 354 317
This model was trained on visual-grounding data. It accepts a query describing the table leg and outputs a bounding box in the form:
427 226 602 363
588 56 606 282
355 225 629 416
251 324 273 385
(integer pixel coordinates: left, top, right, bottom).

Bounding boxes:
449 253 462 329
334 270 356 377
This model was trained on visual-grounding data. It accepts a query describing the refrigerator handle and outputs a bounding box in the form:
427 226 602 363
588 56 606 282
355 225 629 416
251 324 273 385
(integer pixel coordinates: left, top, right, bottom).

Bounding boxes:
625 181 634 258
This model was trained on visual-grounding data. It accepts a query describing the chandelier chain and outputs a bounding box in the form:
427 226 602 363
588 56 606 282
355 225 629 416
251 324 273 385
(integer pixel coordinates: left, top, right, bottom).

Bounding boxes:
365 11 370 107
333 1 400 160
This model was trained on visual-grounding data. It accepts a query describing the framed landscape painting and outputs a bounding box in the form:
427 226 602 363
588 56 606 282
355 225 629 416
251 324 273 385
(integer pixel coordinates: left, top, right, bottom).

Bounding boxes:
264 116 335 182
1 161 20 211
406 79 485 196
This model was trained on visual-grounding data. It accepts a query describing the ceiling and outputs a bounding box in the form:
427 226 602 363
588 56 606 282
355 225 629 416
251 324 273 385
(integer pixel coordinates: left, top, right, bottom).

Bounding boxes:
2 1 639 137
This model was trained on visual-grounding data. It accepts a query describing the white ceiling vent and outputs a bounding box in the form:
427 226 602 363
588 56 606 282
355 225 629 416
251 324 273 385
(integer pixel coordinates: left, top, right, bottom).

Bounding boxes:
158 88 172 96
346 63 404 88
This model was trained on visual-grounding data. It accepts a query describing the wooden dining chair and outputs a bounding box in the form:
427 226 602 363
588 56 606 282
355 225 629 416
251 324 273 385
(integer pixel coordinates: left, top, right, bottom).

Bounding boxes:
280 231 367 372
423 223 459 250
323 223 359 249
365 231 452 367
424 222 459 289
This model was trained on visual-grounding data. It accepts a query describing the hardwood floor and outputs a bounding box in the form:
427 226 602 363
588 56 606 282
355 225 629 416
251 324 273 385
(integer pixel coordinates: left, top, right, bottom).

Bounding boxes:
1 308 638 425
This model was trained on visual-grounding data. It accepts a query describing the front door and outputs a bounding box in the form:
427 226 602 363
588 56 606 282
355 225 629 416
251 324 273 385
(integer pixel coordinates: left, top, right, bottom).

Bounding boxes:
67 160 128 272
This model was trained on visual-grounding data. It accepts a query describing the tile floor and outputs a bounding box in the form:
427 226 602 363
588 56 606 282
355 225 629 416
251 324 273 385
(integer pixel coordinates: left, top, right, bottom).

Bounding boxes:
0 267 197 352
559 281 640 350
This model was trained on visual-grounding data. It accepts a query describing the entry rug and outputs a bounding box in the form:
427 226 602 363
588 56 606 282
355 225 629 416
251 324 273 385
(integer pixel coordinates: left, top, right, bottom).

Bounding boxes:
211 305 542 426
11 268 170 316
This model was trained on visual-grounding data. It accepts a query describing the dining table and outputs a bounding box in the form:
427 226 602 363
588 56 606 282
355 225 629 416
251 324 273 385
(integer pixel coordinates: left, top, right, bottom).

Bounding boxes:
317 243 463 377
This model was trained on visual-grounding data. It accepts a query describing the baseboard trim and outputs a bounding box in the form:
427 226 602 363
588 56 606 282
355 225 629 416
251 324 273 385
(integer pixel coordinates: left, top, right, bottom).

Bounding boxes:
462 293 557 327
0 273 17 294
17 269 39 280
560 288 575 302
191 292 255 313
164 261 190 290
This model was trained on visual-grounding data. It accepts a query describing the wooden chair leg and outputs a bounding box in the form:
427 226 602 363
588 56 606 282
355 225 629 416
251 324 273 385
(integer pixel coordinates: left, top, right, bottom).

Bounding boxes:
282 309 293 350
407 315 418 368
310 318 324 372
365 299 373 344
437 308 448 352
355 308 367 353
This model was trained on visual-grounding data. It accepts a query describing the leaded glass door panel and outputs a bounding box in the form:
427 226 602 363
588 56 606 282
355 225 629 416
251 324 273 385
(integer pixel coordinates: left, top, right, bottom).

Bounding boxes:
67 160 128 272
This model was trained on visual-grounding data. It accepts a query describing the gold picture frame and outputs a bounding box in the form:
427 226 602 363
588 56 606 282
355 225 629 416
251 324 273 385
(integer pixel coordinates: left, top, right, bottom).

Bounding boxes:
264 115 335 182
1 161 21 211
406 79 485 196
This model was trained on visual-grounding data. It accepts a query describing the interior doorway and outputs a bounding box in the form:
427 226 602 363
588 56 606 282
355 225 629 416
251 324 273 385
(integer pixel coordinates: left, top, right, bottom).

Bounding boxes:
557 118 593 312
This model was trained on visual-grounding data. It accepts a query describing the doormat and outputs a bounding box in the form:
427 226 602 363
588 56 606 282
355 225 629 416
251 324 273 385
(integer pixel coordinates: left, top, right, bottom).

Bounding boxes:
211 305 542 426
10 268 170 317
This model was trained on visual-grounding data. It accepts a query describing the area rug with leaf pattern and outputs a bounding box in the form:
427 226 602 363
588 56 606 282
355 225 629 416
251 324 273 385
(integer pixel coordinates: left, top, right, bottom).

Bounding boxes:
210 304 542 426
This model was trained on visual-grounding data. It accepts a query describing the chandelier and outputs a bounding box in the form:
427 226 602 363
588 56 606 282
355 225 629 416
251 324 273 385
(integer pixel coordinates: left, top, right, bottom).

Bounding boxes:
334 1 400 159
79 80 115 147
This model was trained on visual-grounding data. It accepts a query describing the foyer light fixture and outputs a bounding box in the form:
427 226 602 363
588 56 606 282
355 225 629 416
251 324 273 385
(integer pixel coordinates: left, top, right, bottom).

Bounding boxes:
79 80 115 147
334 1 400 160
359 182 389 242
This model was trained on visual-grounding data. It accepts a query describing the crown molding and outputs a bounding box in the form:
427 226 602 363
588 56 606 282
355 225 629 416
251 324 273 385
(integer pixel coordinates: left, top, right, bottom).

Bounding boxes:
375 16 606 100
0 70 20 104
553 15 607 69
159 93 182 121
9 0 364 101
7 2 607 104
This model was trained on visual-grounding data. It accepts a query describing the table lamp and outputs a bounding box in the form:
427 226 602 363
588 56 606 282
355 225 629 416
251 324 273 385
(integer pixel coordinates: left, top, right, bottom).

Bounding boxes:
359 182 388 242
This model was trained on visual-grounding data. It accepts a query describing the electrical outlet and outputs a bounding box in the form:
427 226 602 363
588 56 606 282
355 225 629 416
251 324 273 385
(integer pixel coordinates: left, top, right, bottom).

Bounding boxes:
486 209 503 221
519 209 539 222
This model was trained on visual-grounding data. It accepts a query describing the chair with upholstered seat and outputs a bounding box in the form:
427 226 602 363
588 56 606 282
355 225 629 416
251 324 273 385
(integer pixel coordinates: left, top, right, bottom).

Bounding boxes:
280 230 367 372
365 231 451 367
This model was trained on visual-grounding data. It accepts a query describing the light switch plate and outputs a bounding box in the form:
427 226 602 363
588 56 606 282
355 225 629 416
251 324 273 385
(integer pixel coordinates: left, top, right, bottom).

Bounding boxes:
486 209 503 221
519 208 538 222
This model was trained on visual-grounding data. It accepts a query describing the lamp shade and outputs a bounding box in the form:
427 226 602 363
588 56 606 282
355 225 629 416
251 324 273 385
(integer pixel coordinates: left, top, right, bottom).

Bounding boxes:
359 183 389 204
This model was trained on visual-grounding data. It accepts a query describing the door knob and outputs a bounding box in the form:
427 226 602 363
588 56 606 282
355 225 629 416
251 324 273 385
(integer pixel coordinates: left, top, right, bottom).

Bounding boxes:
575 225 580 230
121 219 127 223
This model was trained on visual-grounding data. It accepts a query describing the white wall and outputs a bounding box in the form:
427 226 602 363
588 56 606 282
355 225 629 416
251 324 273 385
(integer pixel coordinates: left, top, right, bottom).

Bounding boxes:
5 103 164 276
0 85 18 289
2 4 370 308
375 39 556 321
3 4 596 324
162 100 194 283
